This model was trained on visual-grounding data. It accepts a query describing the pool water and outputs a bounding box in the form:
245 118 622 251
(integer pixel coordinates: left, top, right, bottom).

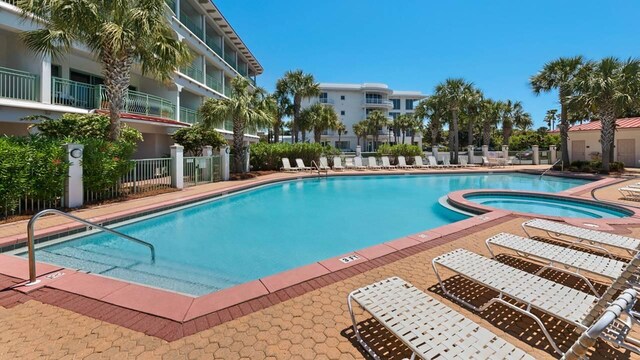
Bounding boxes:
465 193 629 219
22 173 588 295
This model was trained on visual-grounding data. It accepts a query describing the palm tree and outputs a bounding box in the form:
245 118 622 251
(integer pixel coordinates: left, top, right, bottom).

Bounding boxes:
570 57 640 172
366 110 387 150
276 70 320 143
433 78 477 163
19 0 191 140
301 103 339 143
353 121 368 147
544 109 559 130
336 122 347 146
271 82 292 143
530 56 584 165
501 100 531 145
407 114 424 145
465 89 484 147
415 96 445 147
395 113 413 143
200 77 273 173
480 99 503 147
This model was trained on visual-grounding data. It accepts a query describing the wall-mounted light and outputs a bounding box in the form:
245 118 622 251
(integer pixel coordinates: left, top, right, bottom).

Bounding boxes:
70 148 83 159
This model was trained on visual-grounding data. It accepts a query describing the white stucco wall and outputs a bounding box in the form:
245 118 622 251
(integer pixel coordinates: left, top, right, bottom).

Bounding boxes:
566 128 640 167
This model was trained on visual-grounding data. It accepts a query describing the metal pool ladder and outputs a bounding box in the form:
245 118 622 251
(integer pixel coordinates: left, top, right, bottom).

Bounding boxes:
25 209 156 286
540 159 563 179
311 160 328 177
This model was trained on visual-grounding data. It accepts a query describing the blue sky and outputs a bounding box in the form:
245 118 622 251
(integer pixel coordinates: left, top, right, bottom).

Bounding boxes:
217 0 639 128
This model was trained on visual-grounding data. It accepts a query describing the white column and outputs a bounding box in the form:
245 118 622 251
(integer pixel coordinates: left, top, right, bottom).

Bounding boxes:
40 55 52 104
467 145 475 164
432 145 439 160
550 145 557 163
64 143 84 208
356 145 361 157
171 144 184 189
502 145 509 159
202 145 213 157
175 84 182 122
219 146 230 180
244 145 250 173
482 145 489 158
532 145 540 165
175 0 180 19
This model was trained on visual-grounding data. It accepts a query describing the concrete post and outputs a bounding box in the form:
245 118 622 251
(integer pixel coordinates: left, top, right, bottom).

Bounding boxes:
40 55 52 104
550 145 557 163
502 145 509 160
63 143 84 208
244 146 250 173
532 145 540 165
356 145 361 157
482 145 489 158
202 145 213 157
467 145 475 164
219 146 230 181
171 144 184 189
432 145 439 160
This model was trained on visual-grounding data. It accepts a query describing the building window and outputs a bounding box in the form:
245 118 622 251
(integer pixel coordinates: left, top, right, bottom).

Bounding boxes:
389 112 400 120
405 99 416 110
340 95 345 100
319 92 328 103
340 110 345 115
391 99 400 109
335 141 350 150
51 65 61 78
365 93 382 104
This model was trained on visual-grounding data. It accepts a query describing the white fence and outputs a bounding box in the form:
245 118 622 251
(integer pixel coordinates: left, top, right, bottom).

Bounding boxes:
183 156 221 187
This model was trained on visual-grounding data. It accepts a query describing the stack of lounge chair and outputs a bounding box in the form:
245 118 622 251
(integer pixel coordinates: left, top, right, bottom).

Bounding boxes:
619 182 640 199
348 218 640 359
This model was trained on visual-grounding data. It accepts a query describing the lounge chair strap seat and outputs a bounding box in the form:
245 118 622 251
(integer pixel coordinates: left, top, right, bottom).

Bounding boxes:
524 219 640 252
349 277 533 359
488 233 627 281
434 249 597 326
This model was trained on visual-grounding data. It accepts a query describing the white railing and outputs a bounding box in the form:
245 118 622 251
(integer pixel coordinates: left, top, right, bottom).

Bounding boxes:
183 155 221 187
2 193 65 219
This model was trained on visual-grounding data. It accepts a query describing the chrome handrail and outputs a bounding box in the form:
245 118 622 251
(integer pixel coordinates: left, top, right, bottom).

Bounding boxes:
540 159 563 179
26 209 156 285
310 160 327 176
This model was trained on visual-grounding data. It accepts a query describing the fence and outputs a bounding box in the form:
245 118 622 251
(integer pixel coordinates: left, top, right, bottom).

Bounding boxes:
183 156 221 187
2 194 65 219
0 66 39 102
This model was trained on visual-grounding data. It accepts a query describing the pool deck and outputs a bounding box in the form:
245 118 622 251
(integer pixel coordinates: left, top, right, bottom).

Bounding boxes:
1 166 640 359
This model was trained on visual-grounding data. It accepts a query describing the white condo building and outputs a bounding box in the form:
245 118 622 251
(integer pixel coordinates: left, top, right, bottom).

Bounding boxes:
301 83 427 152
0 0 262 157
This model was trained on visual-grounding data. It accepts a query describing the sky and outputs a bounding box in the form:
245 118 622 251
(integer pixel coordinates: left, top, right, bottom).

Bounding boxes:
216 0 640 128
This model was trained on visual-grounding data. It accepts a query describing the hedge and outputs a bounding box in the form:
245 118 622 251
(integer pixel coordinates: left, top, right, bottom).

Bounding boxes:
250 143 341 171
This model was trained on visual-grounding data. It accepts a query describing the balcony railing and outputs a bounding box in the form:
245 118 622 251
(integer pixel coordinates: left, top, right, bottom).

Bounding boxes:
364 98 392 105
51 77 94 108
0 66 39 102
223 52 236 69
205 73 222 93
179 107 199 124
180 13 203 39
224 82 232 97
180 63 204 83
96 85 176 120
319 98 334 105
204 37 222 57
164 0 176 13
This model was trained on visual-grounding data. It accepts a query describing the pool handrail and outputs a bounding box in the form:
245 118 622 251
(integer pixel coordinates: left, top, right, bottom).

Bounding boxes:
26 208 156 285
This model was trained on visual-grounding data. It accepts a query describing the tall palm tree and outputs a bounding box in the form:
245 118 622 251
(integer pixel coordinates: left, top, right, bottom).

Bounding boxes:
200 77 273 173
301 103 339 143
407 114 424 145
480 99 503 147
366 111 387 150
415 96 445 147
501 100 531 145
353 121 368 147
570 57 640 172
544 109 558 130
271 82 292 143
433 78 477 163
395 113 413 144
530 56 584 165
465 89 484 147
276 70 320 143
19 0 191 140
336 122 346 146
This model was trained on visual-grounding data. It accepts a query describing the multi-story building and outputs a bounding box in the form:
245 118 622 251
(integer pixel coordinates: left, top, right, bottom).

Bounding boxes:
301 83 427 152
0 0 262 157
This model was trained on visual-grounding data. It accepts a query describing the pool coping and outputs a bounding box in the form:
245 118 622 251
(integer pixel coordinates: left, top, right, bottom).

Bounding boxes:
1 170 637 340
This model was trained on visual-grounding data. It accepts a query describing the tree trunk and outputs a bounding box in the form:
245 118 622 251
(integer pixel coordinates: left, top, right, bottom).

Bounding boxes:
482 121 491 146
233 118 245 173
431 127 437 148
452 110 459 164
293 95 301 142
559 96 570 166
273 121 281 143
402 130 405 144
600 105 616 173
467 120 474 148
102 52 133 141
314 128 321 143
411 132 416 145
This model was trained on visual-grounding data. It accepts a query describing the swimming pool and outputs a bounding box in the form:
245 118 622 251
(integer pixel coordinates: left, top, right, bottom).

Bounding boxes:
463 193 630 218
19 173 589 295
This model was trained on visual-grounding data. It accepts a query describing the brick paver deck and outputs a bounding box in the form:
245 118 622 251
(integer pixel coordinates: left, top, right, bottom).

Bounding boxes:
2 216 638 359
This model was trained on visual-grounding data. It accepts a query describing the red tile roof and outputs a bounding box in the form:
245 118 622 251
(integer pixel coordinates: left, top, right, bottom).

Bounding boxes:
553 117 640 132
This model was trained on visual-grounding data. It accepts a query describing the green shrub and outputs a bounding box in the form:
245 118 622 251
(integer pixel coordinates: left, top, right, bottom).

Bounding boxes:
172 124 227 156
250 143 325 171
377 144 422 163
0 136 68 214
567 160 624 174
610 161 625 172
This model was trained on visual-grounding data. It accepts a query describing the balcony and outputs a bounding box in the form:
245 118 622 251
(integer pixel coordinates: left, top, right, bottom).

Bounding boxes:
223 52 237 69
318 98 334 105
51 77 95 108
96 85 176 120
180 13 203 39
0 66 39 102
164 0 176 13
180 63 204 83
362 98 393 108
179 107 199 124
204 37 222 57
205 73 222 93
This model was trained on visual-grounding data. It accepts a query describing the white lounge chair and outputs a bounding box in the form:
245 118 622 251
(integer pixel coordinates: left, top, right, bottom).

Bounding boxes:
295 158 312 172
443 157 461 168
380 156 396 169
522 218 640 257
345 157 355 170
427 156 445 169
460 157 479 167
367 156 381 170
396 156 413 169
332 157 345 171
486 232 630 296
433 248 640 356
318 157 331 170
482 156 500 167
352 157 367 170
620 187 640 199
413 156 429 169
281 158 298 172
348 277 535 360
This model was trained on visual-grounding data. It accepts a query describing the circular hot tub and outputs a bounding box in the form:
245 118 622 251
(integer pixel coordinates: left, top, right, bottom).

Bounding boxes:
448 190 634 219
